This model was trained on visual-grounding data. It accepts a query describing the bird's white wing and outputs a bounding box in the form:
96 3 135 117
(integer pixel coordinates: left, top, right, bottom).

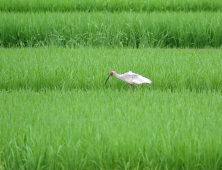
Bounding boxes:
120 71 137 84
126 71 133 74
132 74 152 84
120 71 152 85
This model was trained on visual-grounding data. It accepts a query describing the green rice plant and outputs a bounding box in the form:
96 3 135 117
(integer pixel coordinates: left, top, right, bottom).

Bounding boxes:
1 12 222 48
0 89 222 169
0 0 222 12
0 47 221 92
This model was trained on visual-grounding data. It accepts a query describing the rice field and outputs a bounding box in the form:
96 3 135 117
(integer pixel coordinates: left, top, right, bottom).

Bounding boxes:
1 12 222 48
0 47 221 91
1 1 222 169
0 47 222 169
1 0 222 12
1 88 222 169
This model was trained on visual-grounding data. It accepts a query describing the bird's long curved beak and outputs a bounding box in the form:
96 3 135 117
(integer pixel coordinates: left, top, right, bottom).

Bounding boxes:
105 75 110 86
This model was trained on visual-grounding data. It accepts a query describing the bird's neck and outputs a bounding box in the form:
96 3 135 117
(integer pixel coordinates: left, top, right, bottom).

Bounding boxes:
113 72 122 79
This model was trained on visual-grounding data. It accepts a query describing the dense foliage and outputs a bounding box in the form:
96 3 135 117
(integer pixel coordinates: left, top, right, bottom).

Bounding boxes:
1 0 222 12
1 1 222 169
0 0 222 48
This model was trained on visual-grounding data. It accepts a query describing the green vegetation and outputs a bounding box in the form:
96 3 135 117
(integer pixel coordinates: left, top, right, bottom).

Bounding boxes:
1 0 222 12
1 88 222 169
0 48 221 91
1 12 222 48
1 0 222 169
1 47 222 169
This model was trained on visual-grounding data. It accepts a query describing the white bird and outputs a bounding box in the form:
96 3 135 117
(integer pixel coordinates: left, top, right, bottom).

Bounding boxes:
105 71 152 92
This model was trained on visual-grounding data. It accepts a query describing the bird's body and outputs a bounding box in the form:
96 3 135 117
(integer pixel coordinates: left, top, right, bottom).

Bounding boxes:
105 71 152 92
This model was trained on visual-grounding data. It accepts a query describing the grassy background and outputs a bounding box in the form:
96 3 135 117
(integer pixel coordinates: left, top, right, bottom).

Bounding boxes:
1 12 222 48
0 47 221 92
1 89 222 169
1 0 222 12
1 0 222 169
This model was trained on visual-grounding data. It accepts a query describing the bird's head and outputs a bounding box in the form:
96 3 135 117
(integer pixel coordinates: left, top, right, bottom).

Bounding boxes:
110 71 114 76
105 71 114 86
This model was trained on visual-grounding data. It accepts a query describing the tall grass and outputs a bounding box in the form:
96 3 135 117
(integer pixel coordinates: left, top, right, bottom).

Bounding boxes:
0 47 221 92
1 0 222 12
1 12 222 48
1 89 222 169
